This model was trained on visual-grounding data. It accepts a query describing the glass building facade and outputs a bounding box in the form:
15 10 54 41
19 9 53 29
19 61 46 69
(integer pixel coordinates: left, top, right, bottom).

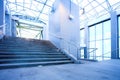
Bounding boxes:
118 16 120 58
88 20 111 61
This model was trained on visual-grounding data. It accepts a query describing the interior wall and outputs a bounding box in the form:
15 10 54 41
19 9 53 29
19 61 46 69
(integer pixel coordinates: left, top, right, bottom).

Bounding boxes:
49 0 61 48
49 0 80 59
11 19 17 37
5 13 12 36
0 0 5 39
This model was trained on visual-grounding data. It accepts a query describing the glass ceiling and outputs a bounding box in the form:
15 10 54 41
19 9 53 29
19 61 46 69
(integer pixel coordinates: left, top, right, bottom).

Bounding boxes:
72 0 120 23
6 0 56 25
5 0 120 26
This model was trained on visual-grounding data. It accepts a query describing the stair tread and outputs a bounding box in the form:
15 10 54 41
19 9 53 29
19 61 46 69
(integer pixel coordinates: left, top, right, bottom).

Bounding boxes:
0 53 62 55
0 60 73 66
0 51 59 53
0 54 65 56
0 51 61 53
0 58 69 61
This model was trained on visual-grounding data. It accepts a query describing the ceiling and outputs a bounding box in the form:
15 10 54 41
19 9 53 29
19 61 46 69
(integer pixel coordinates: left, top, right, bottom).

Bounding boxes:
5 0 120 25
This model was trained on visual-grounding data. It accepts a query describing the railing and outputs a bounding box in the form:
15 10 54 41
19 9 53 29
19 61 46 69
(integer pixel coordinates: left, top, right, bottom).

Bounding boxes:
0 24 5 39
60 38 80 62
79 47 98 60
98 48 120 60
88 48 98 60
49 33 80 62
0 24 5 28
49 33 120 62
86 48 120 61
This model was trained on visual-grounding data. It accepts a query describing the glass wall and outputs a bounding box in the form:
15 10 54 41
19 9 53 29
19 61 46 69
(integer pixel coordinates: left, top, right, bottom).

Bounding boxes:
118 16 120 58
88 20 111 61
80 29 85 59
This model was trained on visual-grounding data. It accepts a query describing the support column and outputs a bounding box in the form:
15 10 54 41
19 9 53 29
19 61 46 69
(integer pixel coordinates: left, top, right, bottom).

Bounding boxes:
84 47 87 59
0 0 5 39
11 19 16 37
5 13 11 36
84 21 89 59
111 11 119 59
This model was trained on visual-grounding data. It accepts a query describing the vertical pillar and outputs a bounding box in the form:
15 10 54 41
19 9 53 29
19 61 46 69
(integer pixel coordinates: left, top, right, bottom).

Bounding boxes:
11 19 16 37
0 0 5 38
111 11 119 59
5 13 11 36
84 21 89 59
84 47 87 59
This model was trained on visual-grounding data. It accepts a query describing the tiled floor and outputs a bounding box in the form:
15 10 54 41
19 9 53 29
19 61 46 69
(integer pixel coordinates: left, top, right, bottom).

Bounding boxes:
0 60 120 80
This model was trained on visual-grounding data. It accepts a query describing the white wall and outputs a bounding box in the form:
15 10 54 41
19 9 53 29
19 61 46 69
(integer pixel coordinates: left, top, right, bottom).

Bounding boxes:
49 0 80 59
11 19 16 37
49 0 61 48
5 13 12 36
0 0 5 39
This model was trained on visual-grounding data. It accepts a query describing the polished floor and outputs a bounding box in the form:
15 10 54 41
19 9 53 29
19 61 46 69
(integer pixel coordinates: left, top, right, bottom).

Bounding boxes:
0 60 120 80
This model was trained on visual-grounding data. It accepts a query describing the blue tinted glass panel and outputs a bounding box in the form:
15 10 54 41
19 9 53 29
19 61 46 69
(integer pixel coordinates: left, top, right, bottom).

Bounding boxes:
96 23 102 40
119 17 120 37
89 26 95 41
118 17 120 58
103 20 111 39
119 38 120 58
89 41 95 59
96 40 102 61
80 29 85 46
103 39 111 60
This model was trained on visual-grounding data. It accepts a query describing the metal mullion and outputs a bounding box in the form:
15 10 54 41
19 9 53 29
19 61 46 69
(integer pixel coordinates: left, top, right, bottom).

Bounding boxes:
34 0 51 7
88 0 98 18
23 0 25 11
30 0 33 9
15 0 17 11
36 0 48 20
95 0 109 12
8 2 40 12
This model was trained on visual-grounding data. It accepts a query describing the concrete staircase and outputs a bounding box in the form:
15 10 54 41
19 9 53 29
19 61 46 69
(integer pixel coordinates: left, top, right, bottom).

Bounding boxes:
0 37 73 69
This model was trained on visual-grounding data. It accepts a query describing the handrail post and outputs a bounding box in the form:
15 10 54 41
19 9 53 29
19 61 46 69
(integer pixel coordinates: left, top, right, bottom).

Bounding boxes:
77 48 78 60
84 47 87 59
77 47 81 60
68 42 70 54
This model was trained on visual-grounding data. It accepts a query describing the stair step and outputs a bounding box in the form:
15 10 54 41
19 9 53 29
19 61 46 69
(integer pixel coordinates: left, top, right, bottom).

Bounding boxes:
0 52 62 54
0 60 73 69
0 58 69 61
0 46 58 51
0 50 58 52
0 54 67 58
0 58 70 64
0 47 56 49
0 54 65 55
0 45 55 48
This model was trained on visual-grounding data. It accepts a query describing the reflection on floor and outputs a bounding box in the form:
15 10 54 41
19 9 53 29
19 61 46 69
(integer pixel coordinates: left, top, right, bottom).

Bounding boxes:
0 60 120 80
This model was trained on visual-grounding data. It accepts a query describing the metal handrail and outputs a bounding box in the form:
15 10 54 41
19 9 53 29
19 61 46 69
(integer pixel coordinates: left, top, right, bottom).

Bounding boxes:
88 48 97 54
0 24 6 39
87 47 120 61
49 33 80 48
49 33 80 61
0 24 5 28
79 48 97 55
88 48 98 60
49 33 119 61
61 39 80 48
99 48 120 58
